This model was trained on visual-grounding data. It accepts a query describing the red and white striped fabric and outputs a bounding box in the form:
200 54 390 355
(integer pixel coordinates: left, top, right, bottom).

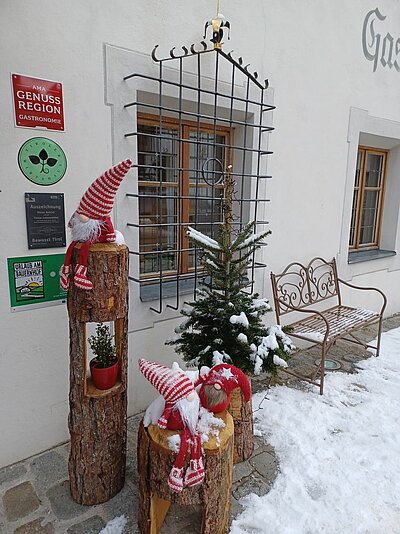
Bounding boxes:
77 159 132 220
138 359 194 402
184 457 205 487
74 264 93 290
60 265 71 291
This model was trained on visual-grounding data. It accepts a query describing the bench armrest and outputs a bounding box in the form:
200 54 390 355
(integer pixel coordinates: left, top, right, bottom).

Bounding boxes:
337 278 387 315
274 299 331 341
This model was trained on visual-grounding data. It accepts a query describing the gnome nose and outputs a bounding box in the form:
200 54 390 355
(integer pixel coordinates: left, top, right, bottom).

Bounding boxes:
78 214 89 223
214 383 222 390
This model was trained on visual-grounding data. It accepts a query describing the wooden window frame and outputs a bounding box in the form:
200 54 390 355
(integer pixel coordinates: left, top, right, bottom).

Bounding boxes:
137 112 232 280
349 145 388 250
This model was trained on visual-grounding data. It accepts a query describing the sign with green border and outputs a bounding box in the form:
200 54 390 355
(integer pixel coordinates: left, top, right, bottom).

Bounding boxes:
7 254 67 311
18 137 67 186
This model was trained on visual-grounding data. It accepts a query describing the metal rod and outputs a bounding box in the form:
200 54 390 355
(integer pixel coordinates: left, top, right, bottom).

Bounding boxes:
123 74 275 109
126 193 269 201
249 85 267 294
167 56 184 311
125 102 274 131
132 163 272 179
128 128 272 155
127 220 269 228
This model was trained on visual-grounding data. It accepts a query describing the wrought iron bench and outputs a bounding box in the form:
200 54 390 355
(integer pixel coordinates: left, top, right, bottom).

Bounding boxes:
270 257 387 395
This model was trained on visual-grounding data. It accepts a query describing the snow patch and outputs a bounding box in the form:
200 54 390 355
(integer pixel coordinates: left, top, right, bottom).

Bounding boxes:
230 312 249 328
273 354 288 368
300 331 326 342
187 227 221 250
167 434 181 453
231 326 400 534
99 515 127 534
197 406 225 446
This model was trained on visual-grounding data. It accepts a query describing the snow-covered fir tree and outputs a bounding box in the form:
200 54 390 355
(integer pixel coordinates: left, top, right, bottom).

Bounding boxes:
167 222 295 375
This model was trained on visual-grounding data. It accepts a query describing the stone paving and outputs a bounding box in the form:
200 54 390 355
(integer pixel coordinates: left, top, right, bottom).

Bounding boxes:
1 315 398 534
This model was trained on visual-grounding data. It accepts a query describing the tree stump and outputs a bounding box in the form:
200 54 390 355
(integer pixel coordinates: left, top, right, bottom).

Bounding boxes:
68 243 129 505
138 411 234 534
228 386 254 463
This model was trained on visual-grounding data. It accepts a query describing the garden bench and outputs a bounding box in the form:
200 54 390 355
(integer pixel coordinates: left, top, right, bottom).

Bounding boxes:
270 257 387 395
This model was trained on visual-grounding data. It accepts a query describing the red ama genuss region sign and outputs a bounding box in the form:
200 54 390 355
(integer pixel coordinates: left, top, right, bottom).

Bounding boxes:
12 74 65 131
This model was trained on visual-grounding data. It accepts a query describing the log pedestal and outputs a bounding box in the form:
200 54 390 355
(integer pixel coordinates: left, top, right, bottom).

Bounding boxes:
67 243 129 505
137 411 234 534
228 387 254 463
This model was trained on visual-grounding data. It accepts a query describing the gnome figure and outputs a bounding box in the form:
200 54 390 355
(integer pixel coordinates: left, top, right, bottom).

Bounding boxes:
60 159 132 291
195 363 251 413
139 359 205 493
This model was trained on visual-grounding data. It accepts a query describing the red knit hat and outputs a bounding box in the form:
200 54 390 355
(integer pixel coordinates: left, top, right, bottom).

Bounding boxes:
76 159 132 220
139 359 194 402
197 364 251 401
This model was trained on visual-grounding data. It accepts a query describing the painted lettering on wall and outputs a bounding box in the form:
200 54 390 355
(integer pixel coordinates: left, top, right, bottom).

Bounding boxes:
11 74 65 131
362 8 400 72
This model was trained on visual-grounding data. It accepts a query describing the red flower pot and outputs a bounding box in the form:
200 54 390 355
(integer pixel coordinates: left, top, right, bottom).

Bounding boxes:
90 358 119 390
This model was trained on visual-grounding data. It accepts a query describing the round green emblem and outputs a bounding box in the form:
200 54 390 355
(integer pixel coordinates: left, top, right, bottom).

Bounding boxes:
18 137 67 186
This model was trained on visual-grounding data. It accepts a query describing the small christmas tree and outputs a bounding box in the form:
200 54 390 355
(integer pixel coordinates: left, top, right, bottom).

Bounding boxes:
167 221 294 375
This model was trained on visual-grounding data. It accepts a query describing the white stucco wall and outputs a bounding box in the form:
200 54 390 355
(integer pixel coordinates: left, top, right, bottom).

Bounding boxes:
1 0 400 467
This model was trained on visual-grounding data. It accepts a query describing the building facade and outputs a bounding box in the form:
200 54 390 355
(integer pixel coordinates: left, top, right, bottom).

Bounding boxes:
1 0 400 467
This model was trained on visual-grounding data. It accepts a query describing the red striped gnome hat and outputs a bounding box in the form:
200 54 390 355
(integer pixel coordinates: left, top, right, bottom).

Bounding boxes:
76 159 132 220
197 364 251 402
139 358 194 402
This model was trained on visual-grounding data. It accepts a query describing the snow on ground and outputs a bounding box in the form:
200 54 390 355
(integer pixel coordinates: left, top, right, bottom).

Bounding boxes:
230 327 400 534
99 515 127 533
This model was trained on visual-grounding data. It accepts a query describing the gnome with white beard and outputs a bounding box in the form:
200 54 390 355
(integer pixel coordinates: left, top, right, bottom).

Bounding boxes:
60 159 132 291
139 358 205 493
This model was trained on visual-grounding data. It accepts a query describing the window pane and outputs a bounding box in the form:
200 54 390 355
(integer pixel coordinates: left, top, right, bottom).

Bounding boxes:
188 187 223 268
138 124 178 183
355 150 362 188
189 132 226 185
365 153 384 187
359 190 379 245
349 189 358 247
139 186 177 274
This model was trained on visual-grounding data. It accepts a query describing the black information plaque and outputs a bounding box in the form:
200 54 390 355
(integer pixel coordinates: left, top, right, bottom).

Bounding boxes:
25 192 66 249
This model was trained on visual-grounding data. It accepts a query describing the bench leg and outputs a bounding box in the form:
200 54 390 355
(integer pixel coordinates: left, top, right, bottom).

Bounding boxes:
319 343 329 395
376 316 384 357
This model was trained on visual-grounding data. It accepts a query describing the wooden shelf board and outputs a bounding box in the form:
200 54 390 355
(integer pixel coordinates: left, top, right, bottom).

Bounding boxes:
85 377 122 398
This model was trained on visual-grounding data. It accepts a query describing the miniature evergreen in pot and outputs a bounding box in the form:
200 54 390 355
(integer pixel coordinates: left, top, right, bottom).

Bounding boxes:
88 323 118 390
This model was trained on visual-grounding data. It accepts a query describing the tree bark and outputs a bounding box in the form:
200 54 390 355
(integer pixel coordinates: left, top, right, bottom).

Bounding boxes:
227 386 254 463
68 243 129 505
138 411 234 534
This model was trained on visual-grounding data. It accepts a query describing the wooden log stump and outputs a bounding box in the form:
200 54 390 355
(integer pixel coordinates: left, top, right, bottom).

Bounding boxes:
68 243 129 505
228 386 254 464
138 411 234 534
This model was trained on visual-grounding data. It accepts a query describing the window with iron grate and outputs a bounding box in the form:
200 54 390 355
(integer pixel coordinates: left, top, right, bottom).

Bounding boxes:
137 113 232 279
123 44 273 311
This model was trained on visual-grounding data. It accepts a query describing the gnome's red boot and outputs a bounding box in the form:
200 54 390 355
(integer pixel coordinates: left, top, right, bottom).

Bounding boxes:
168 466 184 493
60 265 71 291
184 457 205 487
74 264 93 290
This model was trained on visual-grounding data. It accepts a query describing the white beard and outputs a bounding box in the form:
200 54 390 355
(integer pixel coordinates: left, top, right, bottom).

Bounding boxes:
175 393 200 435
69 212 103 243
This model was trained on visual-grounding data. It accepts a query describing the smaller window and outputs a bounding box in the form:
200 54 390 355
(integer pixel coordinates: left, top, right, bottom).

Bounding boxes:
349 146 388 250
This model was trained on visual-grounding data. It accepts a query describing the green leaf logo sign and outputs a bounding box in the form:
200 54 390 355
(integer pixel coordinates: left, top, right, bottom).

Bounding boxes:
28 149 58 174
18 137 67 186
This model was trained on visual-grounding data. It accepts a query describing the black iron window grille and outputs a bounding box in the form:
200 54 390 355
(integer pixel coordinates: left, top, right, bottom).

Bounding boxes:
123 42 274 313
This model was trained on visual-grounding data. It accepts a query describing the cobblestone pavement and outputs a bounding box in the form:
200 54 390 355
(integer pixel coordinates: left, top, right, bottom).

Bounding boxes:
1 315 398 534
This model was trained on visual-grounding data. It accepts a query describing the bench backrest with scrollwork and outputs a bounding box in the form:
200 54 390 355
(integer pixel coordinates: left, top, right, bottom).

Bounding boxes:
270 257 341 319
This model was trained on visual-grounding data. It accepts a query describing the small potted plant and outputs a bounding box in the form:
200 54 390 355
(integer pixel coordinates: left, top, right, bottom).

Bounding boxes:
88 323 119 390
